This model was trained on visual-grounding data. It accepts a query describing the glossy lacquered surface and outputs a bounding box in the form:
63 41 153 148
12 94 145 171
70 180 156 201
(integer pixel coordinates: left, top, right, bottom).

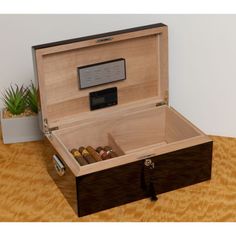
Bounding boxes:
47 142 212 217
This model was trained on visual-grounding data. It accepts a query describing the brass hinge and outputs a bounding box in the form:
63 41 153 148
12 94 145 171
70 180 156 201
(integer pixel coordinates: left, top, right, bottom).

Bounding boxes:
164 90 169 104
156 101 167 107
156 90 169 107
43 118 59 136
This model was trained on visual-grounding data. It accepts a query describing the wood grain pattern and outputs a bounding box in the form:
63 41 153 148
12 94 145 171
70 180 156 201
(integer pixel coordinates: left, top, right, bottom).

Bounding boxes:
0 131 235 221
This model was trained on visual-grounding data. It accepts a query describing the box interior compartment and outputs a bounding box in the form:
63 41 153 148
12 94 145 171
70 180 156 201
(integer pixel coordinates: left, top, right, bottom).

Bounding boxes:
55 105 202 165
33 24 210 177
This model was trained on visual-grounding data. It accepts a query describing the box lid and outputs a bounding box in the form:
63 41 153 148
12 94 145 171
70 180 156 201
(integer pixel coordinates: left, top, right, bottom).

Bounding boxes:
32 23 168 132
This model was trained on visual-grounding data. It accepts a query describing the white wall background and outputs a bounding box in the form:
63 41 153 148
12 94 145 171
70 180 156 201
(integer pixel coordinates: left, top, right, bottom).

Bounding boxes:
0 14 235 137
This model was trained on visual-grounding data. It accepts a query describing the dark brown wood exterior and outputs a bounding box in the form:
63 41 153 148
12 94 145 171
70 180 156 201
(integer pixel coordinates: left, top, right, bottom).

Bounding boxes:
46 141 212 217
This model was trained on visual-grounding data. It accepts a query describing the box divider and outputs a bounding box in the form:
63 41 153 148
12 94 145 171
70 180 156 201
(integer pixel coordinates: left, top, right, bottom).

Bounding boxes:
107 133 125 156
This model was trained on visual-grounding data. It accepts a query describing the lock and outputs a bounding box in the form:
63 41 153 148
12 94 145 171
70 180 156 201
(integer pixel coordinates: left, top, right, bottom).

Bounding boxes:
144 159 155 169
142 158 157 201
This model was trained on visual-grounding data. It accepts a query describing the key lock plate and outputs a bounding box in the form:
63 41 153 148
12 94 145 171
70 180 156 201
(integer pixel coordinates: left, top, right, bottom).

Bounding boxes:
53 155 65 176
144 159 155 169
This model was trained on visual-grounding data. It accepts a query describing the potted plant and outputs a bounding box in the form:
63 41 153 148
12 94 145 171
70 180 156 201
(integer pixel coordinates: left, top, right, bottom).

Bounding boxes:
0 83 43 144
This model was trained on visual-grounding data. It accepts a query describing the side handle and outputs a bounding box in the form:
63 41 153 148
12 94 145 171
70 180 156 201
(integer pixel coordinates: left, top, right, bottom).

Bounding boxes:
53 154 65 176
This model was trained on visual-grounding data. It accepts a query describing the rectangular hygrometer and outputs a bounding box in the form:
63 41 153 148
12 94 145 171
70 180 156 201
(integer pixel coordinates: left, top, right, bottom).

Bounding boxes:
78 58 126 89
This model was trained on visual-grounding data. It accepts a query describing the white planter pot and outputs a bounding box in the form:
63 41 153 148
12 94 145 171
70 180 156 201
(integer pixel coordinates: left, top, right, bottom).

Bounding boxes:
0 109 43 144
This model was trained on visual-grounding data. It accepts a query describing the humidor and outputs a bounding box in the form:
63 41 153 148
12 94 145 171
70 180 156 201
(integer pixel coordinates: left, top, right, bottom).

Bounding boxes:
32 23 212 217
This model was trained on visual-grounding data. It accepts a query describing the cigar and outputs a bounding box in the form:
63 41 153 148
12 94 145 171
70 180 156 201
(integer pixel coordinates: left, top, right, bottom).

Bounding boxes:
70 148 88 166
86 146 103 161
96 146 110 160
103 146 118 158
79 146 97 164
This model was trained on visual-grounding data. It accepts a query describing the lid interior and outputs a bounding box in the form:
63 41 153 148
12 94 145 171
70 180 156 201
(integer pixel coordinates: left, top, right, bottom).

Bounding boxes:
33 24 168 129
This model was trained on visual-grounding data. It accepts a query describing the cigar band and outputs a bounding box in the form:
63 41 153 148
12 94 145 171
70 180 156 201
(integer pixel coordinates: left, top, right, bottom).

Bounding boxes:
74 151 82 157
82 149 89 156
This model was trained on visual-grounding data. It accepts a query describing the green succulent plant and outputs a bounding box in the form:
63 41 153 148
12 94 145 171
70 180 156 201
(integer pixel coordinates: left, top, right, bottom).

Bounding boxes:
2 84 27 115
26 82 39 113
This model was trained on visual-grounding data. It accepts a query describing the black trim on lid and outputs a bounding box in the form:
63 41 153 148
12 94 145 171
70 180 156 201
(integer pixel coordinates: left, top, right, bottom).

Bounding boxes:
32 23 167 50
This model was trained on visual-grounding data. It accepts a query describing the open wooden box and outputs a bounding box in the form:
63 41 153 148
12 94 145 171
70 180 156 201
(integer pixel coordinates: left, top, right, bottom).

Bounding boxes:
32 23 212 217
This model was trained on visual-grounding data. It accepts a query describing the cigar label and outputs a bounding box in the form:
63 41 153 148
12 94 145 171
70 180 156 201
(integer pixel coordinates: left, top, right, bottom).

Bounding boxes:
70 148 88 166
79 146 97 164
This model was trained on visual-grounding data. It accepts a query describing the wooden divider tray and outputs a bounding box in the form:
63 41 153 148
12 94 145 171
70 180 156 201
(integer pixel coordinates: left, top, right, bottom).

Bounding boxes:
53 104 211 176
32 23 213 217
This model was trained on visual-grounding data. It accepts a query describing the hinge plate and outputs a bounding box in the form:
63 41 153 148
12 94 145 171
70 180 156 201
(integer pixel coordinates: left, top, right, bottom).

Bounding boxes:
164 90 169 104
43 118 59 135
156 90 168 107
156 101 167 107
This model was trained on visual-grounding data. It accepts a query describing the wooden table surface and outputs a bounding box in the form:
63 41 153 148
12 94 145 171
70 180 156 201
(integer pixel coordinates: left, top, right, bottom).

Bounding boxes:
0 132 235 222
